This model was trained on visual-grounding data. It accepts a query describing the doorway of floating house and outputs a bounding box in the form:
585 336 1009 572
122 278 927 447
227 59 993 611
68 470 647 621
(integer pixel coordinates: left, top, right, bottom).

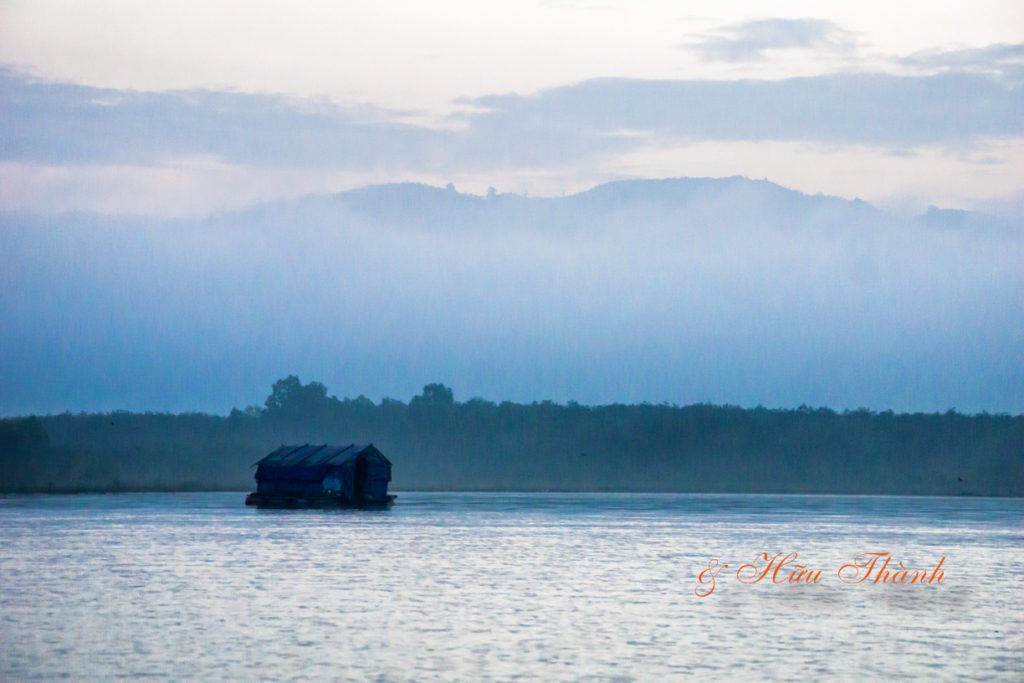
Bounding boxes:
353 455 368 503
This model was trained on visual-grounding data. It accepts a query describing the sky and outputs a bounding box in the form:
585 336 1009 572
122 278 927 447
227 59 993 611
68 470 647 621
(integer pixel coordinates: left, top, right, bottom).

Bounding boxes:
0 1 1022 415
1 0 1022 216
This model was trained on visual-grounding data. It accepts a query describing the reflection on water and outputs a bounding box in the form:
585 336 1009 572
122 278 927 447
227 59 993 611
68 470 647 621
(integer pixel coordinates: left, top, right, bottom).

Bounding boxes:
1 492 1021 680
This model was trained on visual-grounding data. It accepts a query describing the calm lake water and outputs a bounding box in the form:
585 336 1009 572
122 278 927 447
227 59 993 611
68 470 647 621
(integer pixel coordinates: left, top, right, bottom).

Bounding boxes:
0 492 1021 681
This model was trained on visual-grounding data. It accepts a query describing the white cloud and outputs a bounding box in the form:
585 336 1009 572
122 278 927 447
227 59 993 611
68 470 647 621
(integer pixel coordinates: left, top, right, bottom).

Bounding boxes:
2 64 1023 215
688 18 858 62
899 42 1024 81
1 0 1022 217
1 1 1022 110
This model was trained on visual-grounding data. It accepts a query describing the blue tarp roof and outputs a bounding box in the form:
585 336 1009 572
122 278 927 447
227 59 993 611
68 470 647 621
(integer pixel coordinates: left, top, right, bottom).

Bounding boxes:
256 443 391 468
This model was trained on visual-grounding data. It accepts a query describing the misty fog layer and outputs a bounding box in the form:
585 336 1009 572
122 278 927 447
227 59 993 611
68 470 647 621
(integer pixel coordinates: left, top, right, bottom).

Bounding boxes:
1 177 1021 414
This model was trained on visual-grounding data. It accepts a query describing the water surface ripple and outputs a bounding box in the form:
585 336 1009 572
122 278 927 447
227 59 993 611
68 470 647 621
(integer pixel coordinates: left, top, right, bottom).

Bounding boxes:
0 492 1021 681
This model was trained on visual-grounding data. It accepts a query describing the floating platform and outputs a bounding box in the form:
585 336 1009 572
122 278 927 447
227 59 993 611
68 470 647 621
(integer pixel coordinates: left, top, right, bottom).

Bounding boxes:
245 492 396 509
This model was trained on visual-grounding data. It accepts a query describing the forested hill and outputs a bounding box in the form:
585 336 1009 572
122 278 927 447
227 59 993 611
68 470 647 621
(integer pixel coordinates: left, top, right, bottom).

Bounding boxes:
4 177 1022 418
1 377 1021 496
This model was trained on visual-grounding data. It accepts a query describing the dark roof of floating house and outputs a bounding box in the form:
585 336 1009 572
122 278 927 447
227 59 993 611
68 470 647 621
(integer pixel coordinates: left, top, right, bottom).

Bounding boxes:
254 444 392 499
256 443 390 469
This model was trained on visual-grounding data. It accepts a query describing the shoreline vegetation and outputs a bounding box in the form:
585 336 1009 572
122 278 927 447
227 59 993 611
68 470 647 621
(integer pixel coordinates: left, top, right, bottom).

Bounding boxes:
2 377 1022 497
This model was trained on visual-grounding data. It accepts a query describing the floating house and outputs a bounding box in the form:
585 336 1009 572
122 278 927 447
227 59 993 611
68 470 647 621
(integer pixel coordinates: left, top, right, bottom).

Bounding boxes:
246 443 394 508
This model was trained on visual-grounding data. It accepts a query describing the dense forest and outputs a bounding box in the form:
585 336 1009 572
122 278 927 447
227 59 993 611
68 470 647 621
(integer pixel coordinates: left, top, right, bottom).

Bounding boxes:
1 376 1021 496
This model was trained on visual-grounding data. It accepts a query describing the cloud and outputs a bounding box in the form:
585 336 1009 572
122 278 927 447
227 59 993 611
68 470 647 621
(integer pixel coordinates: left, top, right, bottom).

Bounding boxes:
0 69 456 168
899 42 1024 82
1 62 1022 214
688 18 856 62
3 67 1020 170
464 73 1023 149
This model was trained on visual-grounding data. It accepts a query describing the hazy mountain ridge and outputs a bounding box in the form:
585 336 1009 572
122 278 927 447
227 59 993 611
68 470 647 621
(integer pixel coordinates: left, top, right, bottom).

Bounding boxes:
1 175 1001 233
0 176 1020 415
330 176 892 231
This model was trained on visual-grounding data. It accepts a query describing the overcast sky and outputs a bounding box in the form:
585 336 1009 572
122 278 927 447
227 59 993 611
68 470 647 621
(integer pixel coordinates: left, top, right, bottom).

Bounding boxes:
1 1 1022 215
1 2 1022 415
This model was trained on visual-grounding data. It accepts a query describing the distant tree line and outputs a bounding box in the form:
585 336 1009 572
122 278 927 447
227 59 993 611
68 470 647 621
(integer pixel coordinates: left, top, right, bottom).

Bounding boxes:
1 376 1021 495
